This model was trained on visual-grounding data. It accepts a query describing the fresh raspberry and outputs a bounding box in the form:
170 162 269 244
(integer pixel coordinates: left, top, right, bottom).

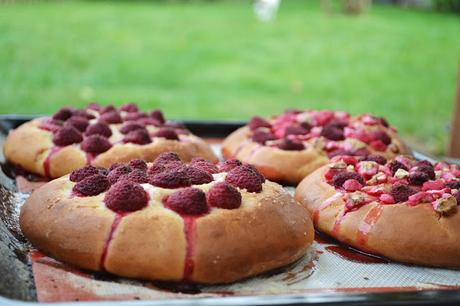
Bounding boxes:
388 160 408 176
328 119 349 129
278 138 304 151
320 124 345 141
361 154 387 165
119 103 139 113
189 158 218 174
100 111 123 124
150 109 165 124
379 117 389 127
104 181 148 212
148 152 183 174
53 126 83 146
422 180 445 191
128 159 148 171
248 116 271 131
300 121 313 132
415 160 433 168
85 122 112 138
390 184 416 203
52 107 74 121
372 131 392 145
65 116 89 132
120 122 145 134
415 164 436 180
123 129 152 145
408 171 429 186
314 111 335 126
225 165 264 193
155 152 181 163
149 167 191 188
72 109 95 120
124 169 149 184
370 140 387 152
332 172 364 188
107 165 132 185
86 103 101 111
80 135 112 154
219 159 243 172
284 125 309 136
207 182 242 209
343 179 363 192
379 193 395 204
109 163 123 171
244 164 265 183
152 128 179 140
164 187 208 215
125 112 148 121
69 165 100 182
186 166 214 185
252 130 275 144
100 105 116 114
446 181 460 189
73 174 110 196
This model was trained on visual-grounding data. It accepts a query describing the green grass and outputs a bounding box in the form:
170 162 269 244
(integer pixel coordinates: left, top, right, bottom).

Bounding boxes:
0 1 459 154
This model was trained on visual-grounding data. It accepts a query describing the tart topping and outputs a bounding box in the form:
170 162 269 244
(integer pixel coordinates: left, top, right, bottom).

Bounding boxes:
100 111 123 124
332 172 364 188
408 171 429 186
252 130 276 145
362 154 387 165
320 123 345 141
125 112 148 122
73 174 110 196
219 159 243 172
185 166 214 185
343 179 363 192
66 116 89 132
390 183 416 203
284 124 309 136
189 158 218 174
164 187 208 215
152 128 179 140
394 168 410 179
105 180 148 212
85 122 112 138
128 159 148 171
149 166 192 188
207 182 242 209
388 160 408 176
52 107 74 121
69 165 100 182
120 122 145 134
150 109 165 124
124 169 149 184
248 116 271 131
225 165 265 193
344 191 369 210
278 138 305 151
123 129 152 145
432 195 457 215
107 165 133 185
119 103 139 113
53 126 83 146
81 135 112 154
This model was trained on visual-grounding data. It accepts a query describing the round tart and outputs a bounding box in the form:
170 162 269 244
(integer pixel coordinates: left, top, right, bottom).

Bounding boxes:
20 153 314 284
295 155 460 268
4 103 218 178
222 110 409 185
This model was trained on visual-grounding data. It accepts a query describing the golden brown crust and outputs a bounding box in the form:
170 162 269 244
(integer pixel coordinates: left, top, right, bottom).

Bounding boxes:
295 166 460 268
222 124 411 186
20 176 314 283
4 119 217 178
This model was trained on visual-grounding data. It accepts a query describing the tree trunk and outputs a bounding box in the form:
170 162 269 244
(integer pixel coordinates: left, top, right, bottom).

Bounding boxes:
342 0 371 14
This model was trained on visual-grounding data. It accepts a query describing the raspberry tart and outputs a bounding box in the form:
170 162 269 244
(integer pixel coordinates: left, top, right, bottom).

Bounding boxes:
20 153 314 284
4 103 218 178
295 155 460 268
222 110 409 185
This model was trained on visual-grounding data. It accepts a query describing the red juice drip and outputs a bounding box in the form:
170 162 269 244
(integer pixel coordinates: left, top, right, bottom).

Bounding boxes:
313 193 342 225
331 210 346 237
85 152 96 165
356 204 384 247
99 213 128 271
43 147 62 177
182 216 197 281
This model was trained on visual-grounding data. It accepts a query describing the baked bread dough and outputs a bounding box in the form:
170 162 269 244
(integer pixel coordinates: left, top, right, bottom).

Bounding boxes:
222 110 410 185
4 103 217 178
20 153 314 284
295 155 460 268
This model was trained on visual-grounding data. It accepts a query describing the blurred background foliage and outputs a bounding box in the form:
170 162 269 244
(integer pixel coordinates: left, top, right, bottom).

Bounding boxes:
0 0 459 155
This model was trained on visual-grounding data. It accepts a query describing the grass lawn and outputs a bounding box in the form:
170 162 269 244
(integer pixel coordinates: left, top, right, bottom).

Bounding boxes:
0 1 459 155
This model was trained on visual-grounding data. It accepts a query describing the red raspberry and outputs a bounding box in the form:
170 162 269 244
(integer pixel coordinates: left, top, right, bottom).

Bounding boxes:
332 172 364 188
125 112 148 121
69 165 100 182
388 160 408 176
278 138 304 151
123 129 152 145
148 152 183 174
370 140 387 152
120 122 145 134
128 159 148 171
152 128 179 140
164 187 208 215
150 109 165 124
422 180 445 191
107 165 132 185
372 131 392 145
379 194 395 204
138 117 161 127
104 181 148 212
99 105 116 114
219 159 243 172
81 135 112 154
119 103 139 113
390 183 416 203
225 165 264 193
414 163 435 180
252 130 275 144
163 121 187 131
52 107 74 121
320 124 345 141
124 169 149 184
361 154 387 165
207 182 242 209
85 122 112 138
300 121 313 132
149 167 191 188
408 171 429 186
53 126 83 146
314 111 335 126
186 166 214 185
72 109 95 120
190 158 218 174
284 125 309 136
343 179 362 192
379 117 389 127
248 116 271 131
100 111 123 124
73 174 110 196
109 163 123 171
65 116 89 132
86 103 101 111
244 164 265 183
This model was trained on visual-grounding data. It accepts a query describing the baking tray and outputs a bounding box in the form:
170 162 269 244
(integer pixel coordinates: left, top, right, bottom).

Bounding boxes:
0 114 458 306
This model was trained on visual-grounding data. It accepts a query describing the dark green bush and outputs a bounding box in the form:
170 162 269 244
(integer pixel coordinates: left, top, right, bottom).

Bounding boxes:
433 0 460 13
